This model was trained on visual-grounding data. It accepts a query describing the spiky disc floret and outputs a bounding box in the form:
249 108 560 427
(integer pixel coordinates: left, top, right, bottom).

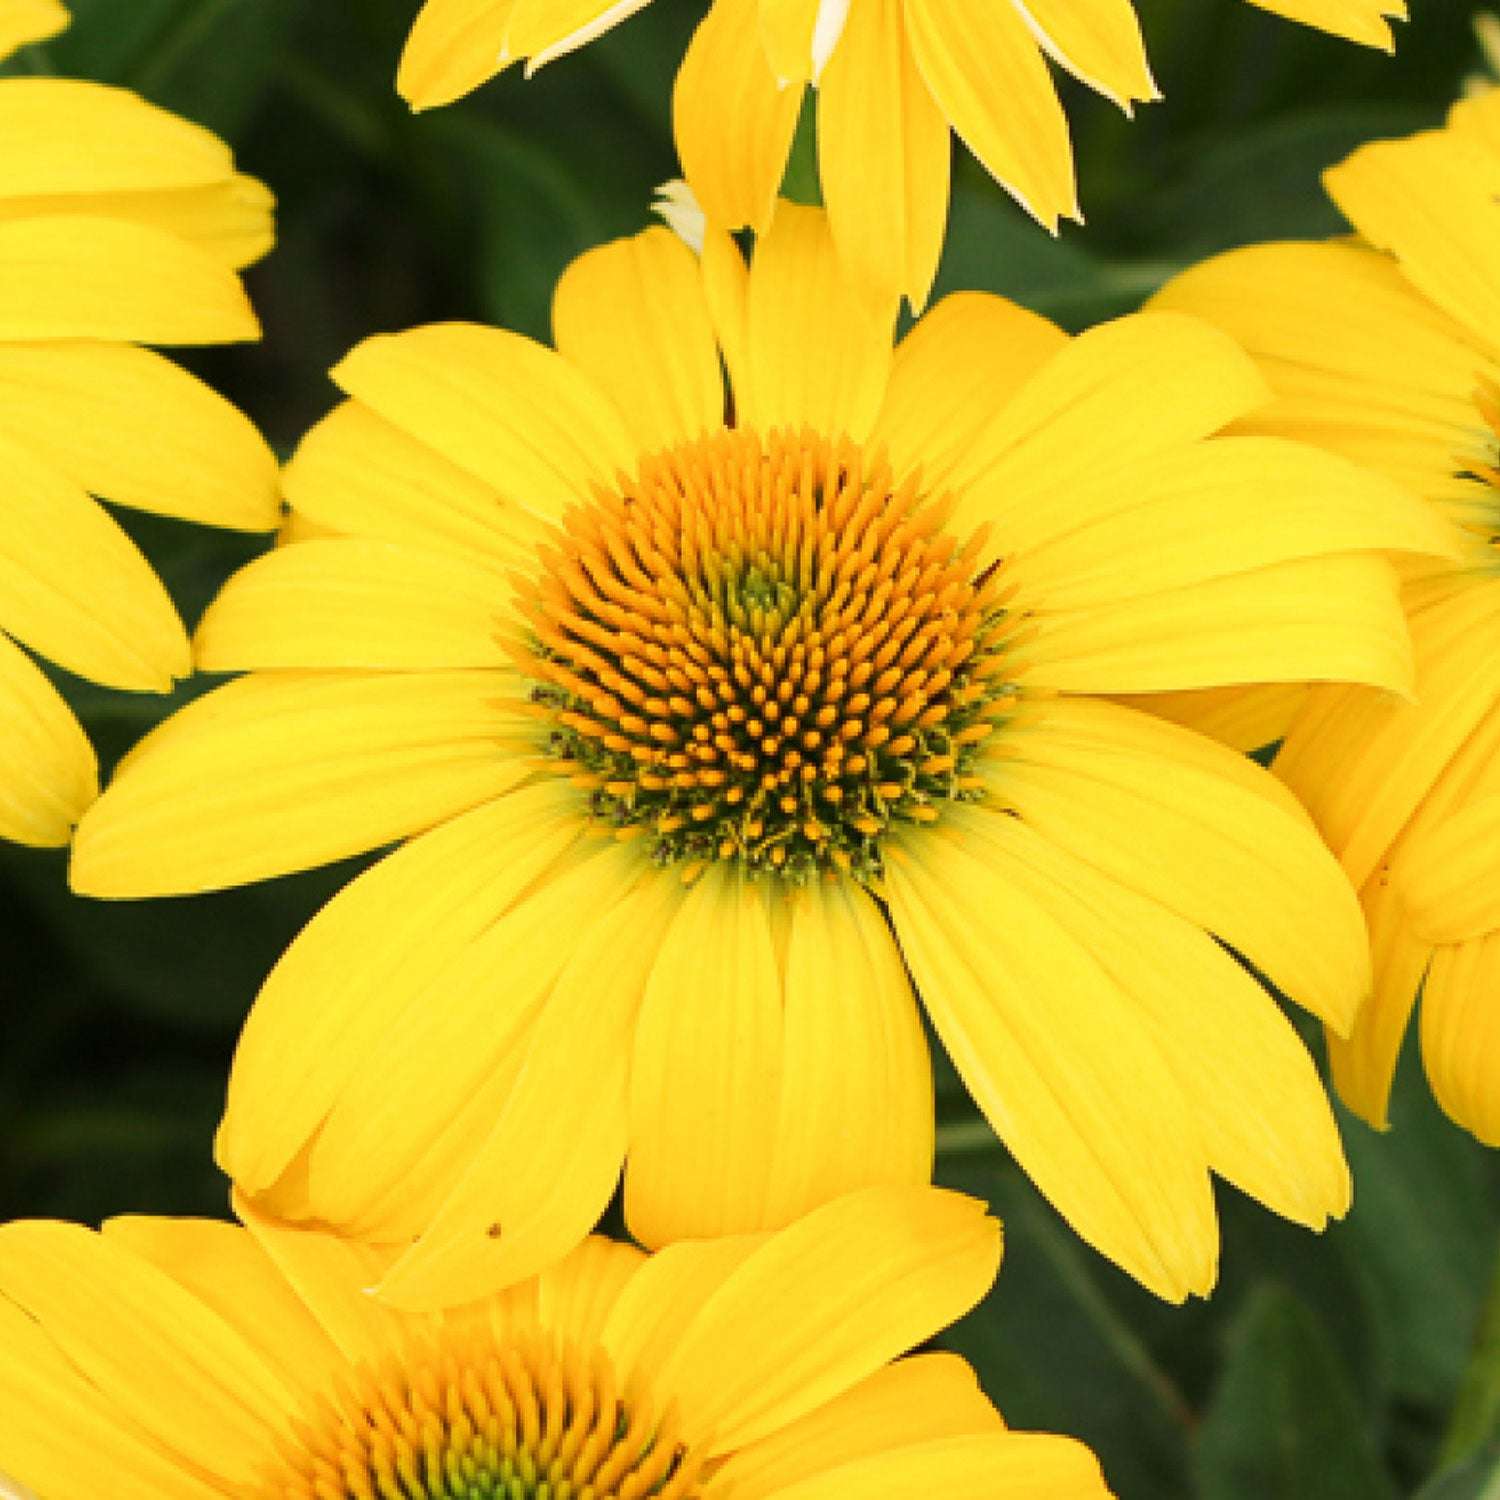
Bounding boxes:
517 428 1019 882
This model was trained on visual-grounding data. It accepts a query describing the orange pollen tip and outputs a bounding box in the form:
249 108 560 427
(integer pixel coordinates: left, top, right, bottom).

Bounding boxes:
257 1333 701 1500
520 426 1017 883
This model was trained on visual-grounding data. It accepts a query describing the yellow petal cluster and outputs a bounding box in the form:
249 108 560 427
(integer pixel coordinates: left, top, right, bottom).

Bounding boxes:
1154 88 1500 1146
397 0 1404 306
69 203 1457 1306
0 56 278 848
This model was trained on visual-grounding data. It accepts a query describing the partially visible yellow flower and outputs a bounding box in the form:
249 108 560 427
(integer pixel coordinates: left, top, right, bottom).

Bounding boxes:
1153 88 1500 1147
73 204 1453 1309
397 0 1405 306
0 1184 1117 1499
0 0 67 58
0 47 278 848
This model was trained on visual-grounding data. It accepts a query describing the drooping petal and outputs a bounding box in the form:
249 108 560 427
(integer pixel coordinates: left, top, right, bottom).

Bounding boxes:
0 340 277 530
654 1185 1000 1452
1421 932 1500 1146
1396 794 1500 944
0 214 259 344
0 633 96 846
1324 127 1500 355
1246 0 1403 50
818 0 949 308
1019 0 1157 109
762 878 933 1226
674 0 803 233
903 0 1077 230
282 398 540 568
374 859 682 1310
213 782 585 1200
705 1353 1003 1498
398 0 520 109
734 201 895 442
505 0 654 71
626 864 784 1245
884 813 1219 1301
330 323 636 522
70 671 532 896
195 539 513 672
552 225 725 454
0 0 67 61
0 1223 293 1487
995 696 1370 1035
1110 682 1307 754
0 427 187 691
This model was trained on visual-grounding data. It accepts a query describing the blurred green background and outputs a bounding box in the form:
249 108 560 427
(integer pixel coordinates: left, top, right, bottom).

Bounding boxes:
2 1 1498 1496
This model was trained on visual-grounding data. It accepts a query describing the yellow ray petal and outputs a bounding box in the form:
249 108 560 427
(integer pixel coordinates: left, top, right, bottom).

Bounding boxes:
657 1185 1000 1452
745 1432 1111 1499
1328 870 1428 1130
216 783 584 1200
0 633 96 846
885 816 1218 1301
536 1236 646 1353
1011 436 1456 608
373 854 678 1310
763 878 933 1227
0 1294 221 1500
195 539 512 672
283 398 539 568
302 840 633 1243
819 0 949 309
758 0 819 82
1111 682 1307 754
955 807 1350 1229
505 0 653 71
0 1223 293 1486
1019 551 1414 697
0 341 276 531
234 1195 413 1365
626 864 784 1245
1421 932 1500 1146
674 0 803 233
1246 0 1403 48
0 428 187 691
1397 795 1500 944
947 311 1268 533
871 291 1067 491
903 0 1076 230
998 696 1370 1034
1020 0 1157 109
331 322 635 522
553 225 725 454
101 1217 343 1406
736 202 895 442
0 0 68 62
0 78 232 196
1324 129 1500 355
707 1354 1003 1498
0 214 258 344
71 671 531 897
1276 580 1500 891
700 224 752 394
1449 87 1500 157
398 0 519 109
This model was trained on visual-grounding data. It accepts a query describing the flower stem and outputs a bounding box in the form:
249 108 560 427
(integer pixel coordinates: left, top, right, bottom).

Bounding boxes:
1440 1242 1500 1469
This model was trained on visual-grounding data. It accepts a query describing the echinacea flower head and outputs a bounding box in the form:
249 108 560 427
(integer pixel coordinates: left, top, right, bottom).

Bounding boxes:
1153 89 1500 1148
397 0 1405 307
0 1185 1117 1500
0 19 278 848
73 204 1455 1309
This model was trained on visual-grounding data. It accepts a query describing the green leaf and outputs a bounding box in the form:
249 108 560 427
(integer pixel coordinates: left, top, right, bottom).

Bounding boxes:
1195 1284 1397 1500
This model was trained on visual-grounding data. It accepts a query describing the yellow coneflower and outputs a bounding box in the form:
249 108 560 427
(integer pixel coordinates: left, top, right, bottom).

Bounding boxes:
397 0 1404 306
1153 89 1500 1147
0 1185 1117 1499
73 204 1453 1309
0 17 278 849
